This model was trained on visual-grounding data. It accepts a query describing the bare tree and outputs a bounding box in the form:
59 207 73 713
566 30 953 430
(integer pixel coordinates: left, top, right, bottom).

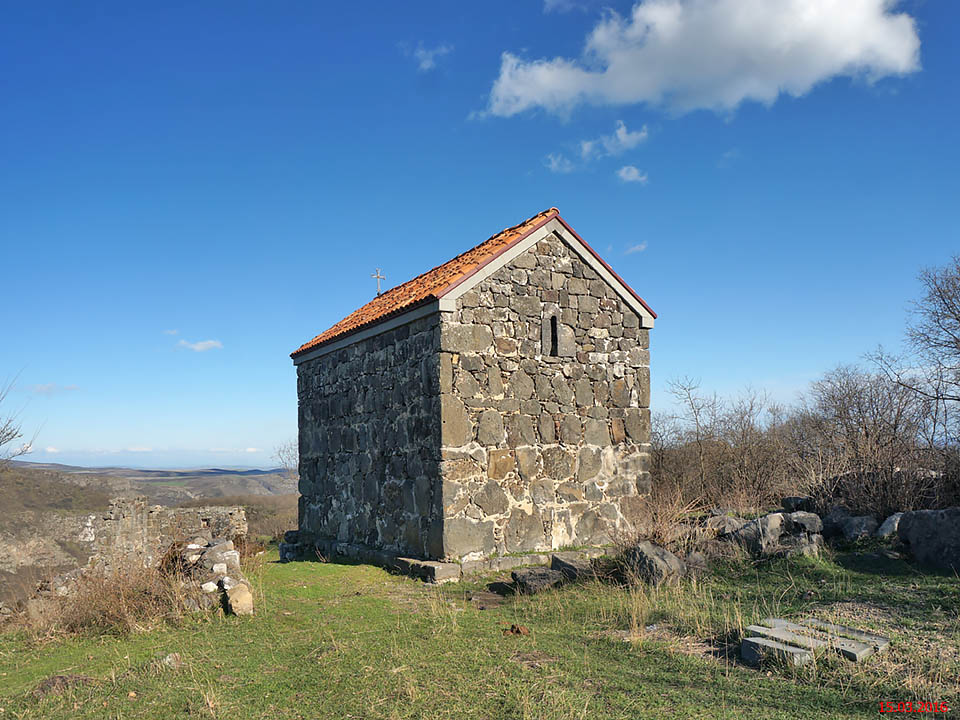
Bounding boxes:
274 439 299 487
0 378 31 468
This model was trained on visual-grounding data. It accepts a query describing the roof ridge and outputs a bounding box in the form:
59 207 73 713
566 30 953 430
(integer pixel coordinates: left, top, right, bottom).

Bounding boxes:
374 207 558 304
291 207 561 357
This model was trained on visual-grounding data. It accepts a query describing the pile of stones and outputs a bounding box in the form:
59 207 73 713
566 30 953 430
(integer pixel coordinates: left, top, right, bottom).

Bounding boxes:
165 537 254 616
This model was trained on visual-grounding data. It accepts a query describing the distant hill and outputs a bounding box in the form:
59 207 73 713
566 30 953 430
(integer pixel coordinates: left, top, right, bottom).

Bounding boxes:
6 461 297 505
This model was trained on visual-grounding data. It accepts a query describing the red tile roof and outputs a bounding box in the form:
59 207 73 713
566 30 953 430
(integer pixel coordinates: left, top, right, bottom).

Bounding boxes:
291 207 655 358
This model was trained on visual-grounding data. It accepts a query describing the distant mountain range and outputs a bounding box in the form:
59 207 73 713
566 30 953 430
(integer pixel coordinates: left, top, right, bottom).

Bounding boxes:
6 460 298 505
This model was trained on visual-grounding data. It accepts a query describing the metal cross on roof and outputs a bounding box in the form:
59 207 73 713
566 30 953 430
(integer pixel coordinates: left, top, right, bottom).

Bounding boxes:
371 268 385 296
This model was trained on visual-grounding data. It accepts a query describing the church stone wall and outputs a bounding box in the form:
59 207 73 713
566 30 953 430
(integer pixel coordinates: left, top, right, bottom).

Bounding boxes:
296 315 444 559
438 231 651 561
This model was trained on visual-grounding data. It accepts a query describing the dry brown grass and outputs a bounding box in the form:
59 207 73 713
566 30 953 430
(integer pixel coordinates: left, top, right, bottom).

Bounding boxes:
16 562 203 638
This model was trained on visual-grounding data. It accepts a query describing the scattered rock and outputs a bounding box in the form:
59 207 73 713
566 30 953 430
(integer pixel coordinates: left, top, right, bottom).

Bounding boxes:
225 583 255 616
622 541 686 585
787 511 823 535
875 512 903 539
511 567 565 594
732 513 785 555
160 652 182 670
684 551 708 570
781 496 814 513
840 516 878 542
706 515 745 536
898 507 960 571
550 552 593 581
821 507 852 539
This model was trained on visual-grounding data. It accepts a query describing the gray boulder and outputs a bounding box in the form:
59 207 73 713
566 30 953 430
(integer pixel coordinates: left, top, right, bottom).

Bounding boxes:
706 515 745 536
622 541 686 585
511 567 565 594
732 513 786 555
782 534 823 559
781 496 814 513
841 516 878 541
874 512 903 538
821 507 852 539
787 511 823 534
898 507 960 571
550 552 593 581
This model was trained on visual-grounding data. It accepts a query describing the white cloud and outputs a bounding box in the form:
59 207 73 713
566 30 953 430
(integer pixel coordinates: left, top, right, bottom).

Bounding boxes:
126 446 152 452
625 242 648 254
718 147 741 167
580 120 648 159
413 42 453 72
178 339 223 352
45 446 60 453
617 165 648 183
545 153 575 173
488 0 920 116
163 329 179 335
244 447 262 453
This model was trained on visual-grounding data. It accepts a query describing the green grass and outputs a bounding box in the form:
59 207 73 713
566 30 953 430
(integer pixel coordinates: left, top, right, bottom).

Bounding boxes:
1 548 957 719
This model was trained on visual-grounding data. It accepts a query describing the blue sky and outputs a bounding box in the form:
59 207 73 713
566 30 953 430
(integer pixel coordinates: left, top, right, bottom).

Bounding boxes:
2 0 957 468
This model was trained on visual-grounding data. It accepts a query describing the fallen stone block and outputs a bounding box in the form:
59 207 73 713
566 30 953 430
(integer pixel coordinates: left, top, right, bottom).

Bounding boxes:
744 624 828 652
898 507 960 571
512 567 564 594
550 552 593 581
741 637 813 666
225 583 254 616
622 541 686 585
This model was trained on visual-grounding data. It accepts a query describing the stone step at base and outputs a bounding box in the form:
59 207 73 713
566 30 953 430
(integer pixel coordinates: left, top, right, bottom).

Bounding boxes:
761 618 877 662
741 637 814 667
800 618 891 652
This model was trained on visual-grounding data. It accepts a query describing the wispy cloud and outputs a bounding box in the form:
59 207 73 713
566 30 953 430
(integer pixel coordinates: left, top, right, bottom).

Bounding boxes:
178 339 223 352
163 329 179 335
544 153 575 174
412 42 453 72
126 446 152 453
718 147 741 168
45 446 60 453
488 0 920 117
30 383 79 395
580 121 648 160
244 447 262 453
544 0 580 12
625 242 648 255
617 165 648 184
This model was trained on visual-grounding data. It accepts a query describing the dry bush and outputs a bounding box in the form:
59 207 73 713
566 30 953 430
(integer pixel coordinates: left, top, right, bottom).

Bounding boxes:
613 481 708 557
19 562 201 638
653 367 960 519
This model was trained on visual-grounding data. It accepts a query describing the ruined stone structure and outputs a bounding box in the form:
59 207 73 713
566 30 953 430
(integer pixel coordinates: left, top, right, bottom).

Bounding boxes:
292 208 656 562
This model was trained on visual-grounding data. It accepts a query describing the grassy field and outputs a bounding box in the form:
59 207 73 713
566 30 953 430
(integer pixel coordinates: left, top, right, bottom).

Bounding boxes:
1 547 957 719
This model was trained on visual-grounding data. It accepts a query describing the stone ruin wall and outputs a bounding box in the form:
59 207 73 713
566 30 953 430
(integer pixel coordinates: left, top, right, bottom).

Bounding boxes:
90 498 248 568
438 231 651 561
0 498 247 608
296 315 444 558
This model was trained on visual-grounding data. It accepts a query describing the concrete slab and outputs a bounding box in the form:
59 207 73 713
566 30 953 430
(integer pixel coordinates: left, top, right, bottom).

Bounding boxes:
761 618 877 662
800 619 891 653
741 637 813 667
744 625 829 652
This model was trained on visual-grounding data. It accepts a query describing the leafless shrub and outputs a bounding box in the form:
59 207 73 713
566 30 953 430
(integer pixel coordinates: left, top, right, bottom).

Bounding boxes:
0 376 34 468
613 481 708 557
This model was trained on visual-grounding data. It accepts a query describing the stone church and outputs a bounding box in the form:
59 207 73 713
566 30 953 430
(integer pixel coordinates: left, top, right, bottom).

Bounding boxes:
291 208 655 563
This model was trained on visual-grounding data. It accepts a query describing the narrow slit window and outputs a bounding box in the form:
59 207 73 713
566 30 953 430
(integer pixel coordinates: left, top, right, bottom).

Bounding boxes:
550 315 559 356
